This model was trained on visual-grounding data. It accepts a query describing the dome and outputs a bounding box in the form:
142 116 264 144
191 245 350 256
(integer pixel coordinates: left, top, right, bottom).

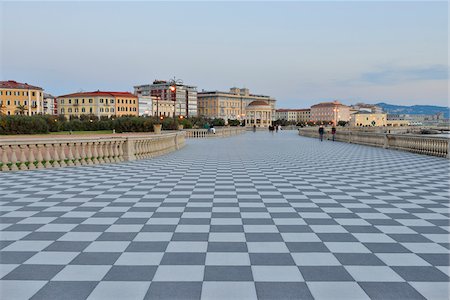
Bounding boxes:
247 100 270 107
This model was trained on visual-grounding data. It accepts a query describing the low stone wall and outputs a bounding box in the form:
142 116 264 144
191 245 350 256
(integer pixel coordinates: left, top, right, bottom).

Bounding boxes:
0 132 185 172
298 128 449 158
184 127 246 138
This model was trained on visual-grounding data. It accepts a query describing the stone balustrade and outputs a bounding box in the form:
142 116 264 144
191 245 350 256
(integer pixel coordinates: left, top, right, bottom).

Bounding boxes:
0 132 185 172
184 127 246 138
298 128 449 158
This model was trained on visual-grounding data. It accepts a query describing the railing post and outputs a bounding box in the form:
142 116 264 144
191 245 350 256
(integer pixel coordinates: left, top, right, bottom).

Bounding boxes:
123 138 136 161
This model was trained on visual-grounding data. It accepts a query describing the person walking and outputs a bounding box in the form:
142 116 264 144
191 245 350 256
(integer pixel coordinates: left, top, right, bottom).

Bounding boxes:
331 126 336 141
318 125 324 141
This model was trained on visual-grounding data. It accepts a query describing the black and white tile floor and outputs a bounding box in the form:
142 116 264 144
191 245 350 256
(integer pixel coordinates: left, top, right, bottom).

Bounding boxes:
0 131 449 299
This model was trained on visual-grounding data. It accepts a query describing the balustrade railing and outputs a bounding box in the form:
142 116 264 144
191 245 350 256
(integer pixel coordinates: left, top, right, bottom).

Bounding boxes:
298 128 449 158
184 127 246 138
0 132 185 172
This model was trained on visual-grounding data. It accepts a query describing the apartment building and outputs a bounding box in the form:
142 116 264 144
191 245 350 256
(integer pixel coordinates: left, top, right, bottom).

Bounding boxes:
310 101 351 124
197 87 276 122
275 109 311 122
57 91 138 118
134 80 197 117
0 80 44 116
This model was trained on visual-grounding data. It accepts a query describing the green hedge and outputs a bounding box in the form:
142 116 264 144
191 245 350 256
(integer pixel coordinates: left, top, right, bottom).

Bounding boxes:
0 115 241 135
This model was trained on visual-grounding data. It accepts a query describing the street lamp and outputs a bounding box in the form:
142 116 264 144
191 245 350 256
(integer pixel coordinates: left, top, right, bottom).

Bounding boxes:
168 77 183 118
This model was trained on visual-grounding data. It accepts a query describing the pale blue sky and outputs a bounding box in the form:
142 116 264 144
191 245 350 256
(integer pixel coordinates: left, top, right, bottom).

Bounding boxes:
1 1 448 107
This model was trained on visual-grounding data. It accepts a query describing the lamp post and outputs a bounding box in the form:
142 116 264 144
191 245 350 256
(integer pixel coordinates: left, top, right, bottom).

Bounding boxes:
168 77 183 118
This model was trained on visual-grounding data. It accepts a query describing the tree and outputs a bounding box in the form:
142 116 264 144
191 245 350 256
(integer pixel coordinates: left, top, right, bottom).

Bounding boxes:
337 120 348 127
15 105 27 115
0 104 6 115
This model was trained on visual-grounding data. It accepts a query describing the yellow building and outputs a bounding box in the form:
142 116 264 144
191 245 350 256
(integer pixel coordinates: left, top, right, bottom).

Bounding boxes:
57 91 138 118
350 111 387 127
276 109 311 122
0 80 44 116
198 87 276 123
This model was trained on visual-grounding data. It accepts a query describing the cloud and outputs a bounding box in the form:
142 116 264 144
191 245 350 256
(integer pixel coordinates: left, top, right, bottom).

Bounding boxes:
359 65 448 85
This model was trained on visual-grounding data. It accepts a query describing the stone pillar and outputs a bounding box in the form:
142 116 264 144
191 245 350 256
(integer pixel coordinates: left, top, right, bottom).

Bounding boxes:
123 138 136 161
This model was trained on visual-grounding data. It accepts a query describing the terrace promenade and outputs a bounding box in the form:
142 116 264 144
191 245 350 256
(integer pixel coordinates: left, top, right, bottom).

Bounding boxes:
0 131 449 299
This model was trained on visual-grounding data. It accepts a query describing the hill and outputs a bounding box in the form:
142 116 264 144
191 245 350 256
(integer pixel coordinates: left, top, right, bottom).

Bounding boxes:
376 103 449 118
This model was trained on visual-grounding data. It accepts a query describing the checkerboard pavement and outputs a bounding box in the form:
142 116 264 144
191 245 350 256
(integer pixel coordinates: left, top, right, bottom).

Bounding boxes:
1 131 449 299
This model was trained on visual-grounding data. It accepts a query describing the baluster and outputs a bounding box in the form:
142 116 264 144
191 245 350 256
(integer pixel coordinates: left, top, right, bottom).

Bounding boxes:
18 145 28 170
59 143 67 167
85 142 94 165
66 143 75 166
97 142 105 163
109 142 117 162
92 142 99 164
52 144 60 167
79 142 87 165
1 145 10 171
74 143 82 166
103 141 111 163
35 144 44 169
112 141 119 162
27 145 36 170
44 144 52 168
9 145 19 171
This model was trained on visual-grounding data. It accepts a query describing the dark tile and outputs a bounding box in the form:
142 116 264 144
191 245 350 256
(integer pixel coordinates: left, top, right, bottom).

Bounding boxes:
70 252 121 265
125 242 168 252
171 233 209 241
22 232 65 241
97 232 137 241
0 251 36 264
30 281 97 300
299 266 353 281
207 242 248 252
286 242 329 252
418 254 450 266
392 266 449 282
204 266 253 281
334 253 385 266
144 282 202 300
3 264 64 280
256 282 313 300
250 253 295 265
246 233 283 242
160 253 206 265
45 241 90 252
103 265 157 281
364 243 410 253
359 282 426 300
317 233 358 242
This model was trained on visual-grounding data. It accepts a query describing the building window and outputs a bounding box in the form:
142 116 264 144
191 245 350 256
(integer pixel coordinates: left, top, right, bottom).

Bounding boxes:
61 108 65 113
105 108 109 112
111 99 114 104
89 108 93 113
82 108 85 112
100 98 104 103
89 99 93 103
68 108 72 113
68 99 72 104
61 99 64 104
32 92 35 96
111 108 114 112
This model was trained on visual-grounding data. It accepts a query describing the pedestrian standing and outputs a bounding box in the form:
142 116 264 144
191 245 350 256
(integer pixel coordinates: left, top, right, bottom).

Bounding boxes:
331 126 336 141
318 125 324 141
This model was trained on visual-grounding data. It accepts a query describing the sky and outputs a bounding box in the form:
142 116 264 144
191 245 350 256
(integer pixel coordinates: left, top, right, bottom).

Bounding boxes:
0 1 448 108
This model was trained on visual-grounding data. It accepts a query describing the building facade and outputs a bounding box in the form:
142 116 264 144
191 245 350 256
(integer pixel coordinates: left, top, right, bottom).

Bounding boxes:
0 80 44 116
245 101 273 128
310 101 351 124
197 87 276 123
350 112 387 127
138 95 152 116
275 109 311 123
57 91 138 118
134 80 197 117
43 93 57 115
351 103 383 114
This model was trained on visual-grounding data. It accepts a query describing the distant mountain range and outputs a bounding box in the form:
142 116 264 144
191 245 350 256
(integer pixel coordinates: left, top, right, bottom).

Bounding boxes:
376 102 450 118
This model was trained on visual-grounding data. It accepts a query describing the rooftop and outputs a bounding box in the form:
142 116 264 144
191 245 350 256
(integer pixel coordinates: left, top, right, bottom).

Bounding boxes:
57 91 138 98
0 80 43 90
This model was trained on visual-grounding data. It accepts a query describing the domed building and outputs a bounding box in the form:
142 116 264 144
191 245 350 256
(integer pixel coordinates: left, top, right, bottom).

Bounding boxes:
245 100 273 128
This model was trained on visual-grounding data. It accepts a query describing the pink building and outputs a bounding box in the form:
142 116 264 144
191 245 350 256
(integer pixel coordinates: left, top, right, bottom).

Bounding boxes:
310 101 351 124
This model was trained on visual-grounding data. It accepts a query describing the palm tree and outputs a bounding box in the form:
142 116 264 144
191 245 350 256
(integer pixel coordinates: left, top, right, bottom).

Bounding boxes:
15 105 27 115
0 104 6 115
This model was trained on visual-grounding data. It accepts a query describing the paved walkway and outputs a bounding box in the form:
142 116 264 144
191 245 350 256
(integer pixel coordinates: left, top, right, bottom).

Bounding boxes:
1 131 449 300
